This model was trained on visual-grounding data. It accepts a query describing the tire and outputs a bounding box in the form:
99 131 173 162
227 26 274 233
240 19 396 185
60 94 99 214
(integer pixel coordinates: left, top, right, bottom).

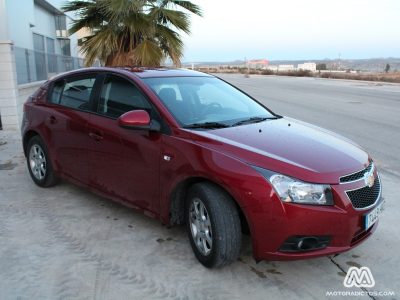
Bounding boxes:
26 135 59 187
185 182 242 268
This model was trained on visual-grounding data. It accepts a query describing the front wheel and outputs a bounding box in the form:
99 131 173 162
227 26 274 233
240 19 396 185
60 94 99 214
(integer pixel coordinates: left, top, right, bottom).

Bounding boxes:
186 183 242 268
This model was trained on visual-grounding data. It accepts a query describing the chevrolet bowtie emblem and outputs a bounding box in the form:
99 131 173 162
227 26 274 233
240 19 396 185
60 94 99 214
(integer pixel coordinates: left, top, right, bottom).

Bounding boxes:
364 170 375 188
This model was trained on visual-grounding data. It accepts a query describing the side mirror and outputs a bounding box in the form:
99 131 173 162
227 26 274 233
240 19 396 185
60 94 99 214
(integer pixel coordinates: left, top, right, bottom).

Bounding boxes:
118 110 160 131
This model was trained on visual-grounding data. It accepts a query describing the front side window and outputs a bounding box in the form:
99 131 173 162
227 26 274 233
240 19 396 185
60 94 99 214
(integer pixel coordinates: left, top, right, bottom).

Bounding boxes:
143 76 275 127
98 75 151 118
50 76 96 111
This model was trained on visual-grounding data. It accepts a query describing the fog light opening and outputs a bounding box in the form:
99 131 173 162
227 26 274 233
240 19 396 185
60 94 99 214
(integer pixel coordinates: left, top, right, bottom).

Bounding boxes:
297 237 319 250
279 235 331 252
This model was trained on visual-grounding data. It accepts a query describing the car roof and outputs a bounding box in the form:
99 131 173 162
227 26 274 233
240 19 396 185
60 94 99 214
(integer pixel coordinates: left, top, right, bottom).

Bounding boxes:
117 67 211 78
50 67 212 81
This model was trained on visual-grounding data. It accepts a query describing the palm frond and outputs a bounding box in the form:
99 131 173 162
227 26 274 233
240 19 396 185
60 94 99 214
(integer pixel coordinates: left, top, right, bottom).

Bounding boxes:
66 0 202 66
62 0 96 13
80 27 119 65
131 39 164 66
168 0 203 17
123 12 154 38
97 0 143 22
150 7 190 34
154 25 183 66
68 13 103 35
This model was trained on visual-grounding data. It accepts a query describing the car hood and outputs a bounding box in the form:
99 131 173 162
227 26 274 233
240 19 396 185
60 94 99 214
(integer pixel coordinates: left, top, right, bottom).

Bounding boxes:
185 117 369 184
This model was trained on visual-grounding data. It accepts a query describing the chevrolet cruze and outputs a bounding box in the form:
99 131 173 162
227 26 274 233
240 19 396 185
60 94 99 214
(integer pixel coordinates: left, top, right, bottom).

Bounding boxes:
21 67 384 268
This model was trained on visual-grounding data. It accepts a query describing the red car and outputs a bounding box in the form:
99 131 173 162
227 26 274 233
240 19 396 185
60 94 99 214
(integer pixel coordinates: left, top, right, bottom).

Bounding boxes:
21 67 383 268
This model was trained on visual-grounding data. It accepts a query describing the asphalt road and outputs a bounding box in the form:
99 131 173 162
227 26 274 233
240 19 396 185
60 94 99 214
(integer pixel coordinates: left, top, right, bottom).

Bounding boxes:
0 76 399 299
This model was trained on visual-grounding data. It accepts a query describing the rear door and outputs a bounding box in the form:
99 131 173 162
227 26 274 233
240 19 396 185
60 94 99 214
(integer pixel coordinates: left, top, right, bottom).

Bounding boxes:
87 74 162 213
46 73 99 184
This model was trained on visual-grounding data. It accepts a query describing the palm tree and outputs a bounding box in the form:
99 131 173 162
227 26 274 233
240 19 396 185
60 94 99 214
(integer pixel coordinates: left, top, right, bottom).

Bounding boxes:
63 0 202 67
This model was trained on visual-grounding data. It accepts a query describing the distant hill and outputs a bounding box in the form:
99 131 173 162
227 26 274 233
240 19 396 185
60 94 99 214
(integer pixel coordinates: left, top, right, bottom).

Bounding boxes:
185 58 400 72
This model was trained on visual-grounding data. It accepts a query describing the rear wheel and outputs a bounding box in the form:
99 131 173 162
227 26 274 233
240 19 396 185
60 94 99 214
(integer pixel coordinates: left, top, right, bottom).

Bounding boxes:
27 135 58 187
186 183 242 268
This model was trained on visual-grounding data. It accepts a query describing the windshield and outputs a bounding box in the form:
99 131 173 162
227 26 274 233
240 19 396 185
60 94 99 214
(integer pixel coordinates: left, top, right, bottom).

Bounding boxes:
143 76 276 128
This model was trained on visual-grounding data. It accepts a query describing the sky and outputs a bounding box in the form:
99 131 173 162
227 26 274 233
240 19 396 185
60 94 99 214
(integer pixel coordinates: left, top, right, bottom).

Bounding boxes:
182 0 400 62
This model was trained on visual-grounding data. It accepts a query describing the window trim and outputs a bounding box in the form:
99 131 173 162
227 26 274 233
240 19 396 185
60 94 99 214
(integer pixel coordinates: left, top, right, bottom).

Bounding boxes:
47 72 100 113
47 71 171 134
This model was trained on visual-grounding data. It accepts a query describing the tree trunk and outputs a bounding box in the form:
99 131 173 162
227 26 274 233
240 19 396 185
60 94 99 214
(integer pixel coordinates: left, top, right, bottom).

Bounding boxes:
105 52 136 67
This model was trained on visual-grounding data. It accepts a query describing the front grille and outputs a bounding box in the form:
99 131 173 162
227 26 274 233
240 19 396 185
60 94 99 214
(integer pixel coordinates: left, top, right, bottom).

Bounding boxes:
346 176 381 209
340 162 373 183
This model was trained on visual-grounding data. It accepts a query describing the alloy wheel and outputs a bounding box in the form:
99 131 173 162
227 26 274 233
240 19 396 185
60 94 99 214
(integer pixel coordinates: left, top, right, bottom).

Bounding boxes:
189 198 213 255
29 144 46 180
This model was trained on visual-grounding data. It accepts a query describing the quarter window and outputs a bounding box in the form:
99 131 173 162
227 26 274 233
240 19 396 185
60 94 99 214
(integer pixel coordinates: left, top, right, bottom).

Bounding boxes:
98 75 151 118
50 76 96 111
50 80 64 104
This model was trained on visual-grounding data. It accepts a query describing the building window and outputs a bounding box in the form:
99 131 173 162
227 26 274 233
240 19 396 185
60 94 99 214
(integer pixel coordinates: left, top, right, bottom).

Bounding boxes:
33 33 45 52
33 33 46 80
55 14 67 38
46 37 56 72
59 39 71 56
46 37 55 53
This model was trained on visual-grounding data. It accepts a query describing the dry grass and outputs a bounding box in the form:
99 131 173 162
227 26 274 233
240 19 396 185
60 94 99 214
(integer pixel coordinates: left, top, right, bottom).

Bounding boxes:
201 67 400 83
319 72 400 83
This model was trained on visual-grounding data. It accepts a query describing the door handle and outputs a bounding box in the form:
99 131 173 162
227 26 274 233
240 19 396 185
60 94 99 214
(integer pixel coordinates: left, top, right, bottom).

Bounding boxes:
89 132 103 141
49 115 57 124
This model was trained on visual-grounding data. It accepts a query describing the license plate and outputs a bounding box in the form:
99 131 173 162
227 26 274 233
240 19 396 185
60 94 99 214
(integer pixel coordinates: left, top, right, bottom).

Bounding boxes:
364 200 385 230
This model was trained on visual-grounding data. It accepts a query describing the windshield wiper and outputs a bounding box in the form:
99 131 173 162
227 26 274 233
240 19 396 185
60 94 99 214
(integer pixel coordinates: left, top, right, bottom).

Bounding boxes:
183 122 230 129
231 116 275 127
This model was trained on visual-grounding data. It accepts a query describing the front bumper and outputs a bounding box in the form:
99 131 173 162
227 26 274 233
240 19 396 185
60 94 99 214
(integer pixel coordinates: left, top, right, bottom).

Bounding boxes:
247 169 382 261
251 203 380 261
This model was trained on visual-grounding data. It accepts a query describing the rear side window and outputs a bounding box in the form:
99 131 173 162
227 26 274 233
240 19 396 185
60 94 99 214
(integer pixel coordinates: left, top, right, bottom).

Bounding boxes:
50 80 64 104
98 75 151 118
50 76 96 111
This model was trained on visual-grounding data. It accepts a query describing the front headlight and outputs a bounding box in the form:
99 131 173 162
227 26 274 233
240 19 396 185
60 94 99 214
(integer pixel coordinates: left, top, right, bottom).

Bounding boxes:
254 167 333 205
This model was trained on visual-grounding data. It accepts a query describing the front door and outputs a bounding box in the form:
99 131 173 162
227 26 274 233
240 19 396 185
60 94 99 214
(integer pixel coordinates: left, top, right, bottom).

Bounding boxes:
88 74 162 213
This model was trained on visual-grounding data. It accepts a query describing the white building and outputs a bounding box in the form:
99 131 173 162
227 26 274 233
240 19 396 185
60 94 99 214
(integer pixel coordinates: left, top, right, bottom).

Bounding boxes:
0 0 83 129
297 62 317 72
7 0 80 56
278 64 295 71
266 65 278 71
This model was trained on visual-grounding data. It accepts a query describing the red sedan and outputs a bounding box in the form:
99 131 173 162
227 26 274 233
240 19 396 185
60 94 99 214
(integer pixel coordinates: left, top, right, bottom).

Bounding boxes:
21 67 383 268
